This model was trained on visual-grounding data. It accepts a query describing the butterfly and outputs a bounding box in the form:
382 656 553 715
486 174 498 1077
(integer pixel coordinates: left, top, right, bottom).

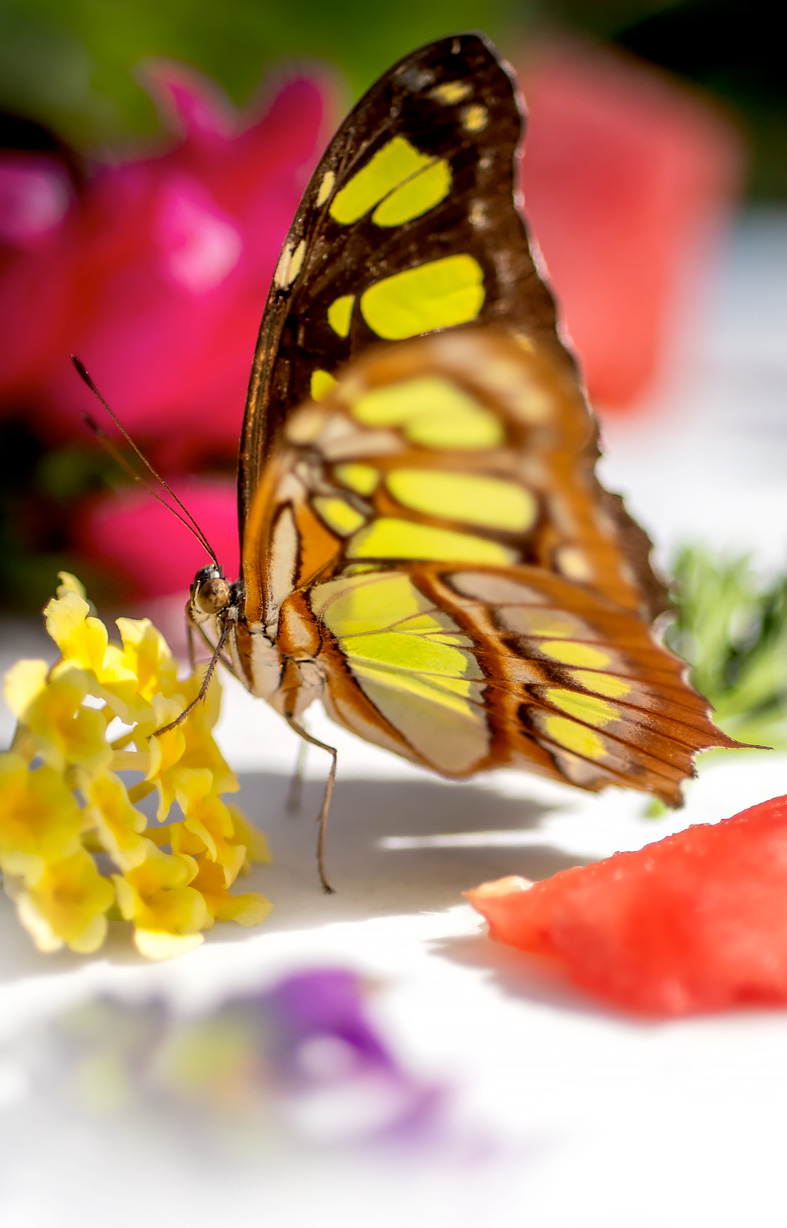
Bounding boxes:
179 33 737 889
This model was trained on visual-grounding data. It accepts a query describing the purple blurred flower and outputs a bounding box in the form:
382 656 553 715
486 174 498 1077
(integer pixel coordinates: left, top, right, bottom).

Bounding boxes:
255 969 445 1145
20 967 448 1151
263 968 395 1076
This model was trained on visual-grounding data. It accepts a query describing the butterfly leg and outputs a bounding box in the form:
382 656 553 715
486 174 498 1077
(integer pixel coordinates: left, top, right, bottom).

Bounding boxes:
187 617 197 673
285 717 337 895
154 619 232 736
193 613 237 676
286 738 309 814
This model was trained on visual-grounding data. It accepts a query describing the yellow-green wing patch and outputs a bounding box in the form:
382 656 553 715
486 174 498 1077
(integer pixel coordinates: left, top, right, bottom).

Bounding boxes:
329 136 451 227
313 571 489 773
360 255 484 340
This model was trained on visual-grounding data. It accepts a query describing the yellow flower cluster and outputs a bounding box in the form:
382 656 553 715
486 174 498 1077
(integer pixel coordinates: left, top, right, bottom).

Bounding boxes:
1 573 271 959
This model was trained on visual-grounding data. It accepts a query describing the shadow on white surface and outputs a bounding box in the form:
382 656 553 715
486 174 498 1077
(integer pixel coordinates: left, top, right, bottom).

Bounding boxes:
0 767 590 985
430 927 618 1019
227 771 588 926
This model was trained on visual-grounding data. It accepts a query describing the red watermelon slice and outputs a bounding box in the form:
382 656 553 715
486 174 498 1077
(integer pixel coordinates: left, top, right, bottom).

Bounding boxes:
466 795 787 1016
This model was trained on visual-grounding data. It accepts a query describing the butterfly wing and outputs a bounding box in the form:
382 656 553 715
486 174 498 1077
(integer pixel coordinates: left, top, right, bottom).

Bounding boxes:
310 563 734 805
231 34 731 804
239 32 664 624
242 329 662 624
240 34 561 526
239 328 737 803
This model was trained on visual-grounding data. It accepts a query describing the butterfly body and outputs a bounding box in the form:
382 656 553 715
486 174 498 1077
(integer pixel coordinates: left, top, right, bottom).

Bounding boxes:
186 33 736 877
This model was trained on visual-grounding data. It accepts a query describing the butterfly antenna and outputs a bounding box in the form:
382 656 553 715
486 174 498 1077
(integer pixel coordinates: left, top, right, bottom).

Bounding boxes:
72 355 220 566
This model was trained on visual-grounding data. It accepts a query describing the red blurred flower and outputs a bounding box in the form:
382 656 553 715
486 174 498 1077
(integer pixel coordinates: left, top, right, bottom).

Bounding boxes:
519 38 744 410
0 60 334 467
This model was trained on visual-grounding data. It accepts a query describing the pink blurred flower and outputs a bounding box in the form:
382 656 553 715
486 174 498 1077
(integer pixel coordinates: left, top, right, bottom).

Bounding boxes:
519 38 744 410
74 477 239 603
0 60 334 467
0 153 73 245
0 60 333 603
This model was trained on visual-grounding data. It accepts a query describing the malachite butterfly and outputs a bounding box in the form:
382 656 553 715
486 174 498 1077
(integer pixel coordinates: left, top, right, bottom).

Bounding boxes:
180 33 737 888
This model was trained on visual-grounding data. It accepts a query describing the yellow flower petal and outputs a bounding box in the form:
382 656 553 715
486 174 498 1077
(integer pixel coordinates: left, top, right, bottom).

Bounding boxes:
56 571 88 601
227 806 271 867
113 842 208 934
149 691 238 822
133 929 204 960
0 849 46 883
0 753 83 870
11 849 114 953
45 589 106 669
174 767 216 813
13 893 65 952
189 856 273 926
172 819 246 885
170 773 248 883
94 643 140 704
116 617 178 701
1 573 272 960
3 658 48 720
46 588 139 717
23 674 113 776
161 669 236 788
85 773 148 870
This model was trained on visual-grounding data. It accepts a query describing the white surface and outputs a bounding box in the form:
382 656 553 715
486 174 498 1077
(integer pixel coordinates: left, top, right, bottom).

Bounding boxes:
2 209 787 1227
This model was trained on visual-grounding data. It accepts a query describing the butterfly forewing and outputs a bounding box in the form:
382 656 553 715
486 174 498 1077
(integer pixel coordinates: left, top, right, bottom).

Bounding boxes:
243 330 663 623
239 33 566 537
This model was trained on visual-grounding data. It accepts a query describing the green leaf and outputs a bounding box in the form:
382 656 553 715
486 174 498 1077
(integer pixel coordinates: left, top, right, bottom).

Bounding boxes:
666 545 787 750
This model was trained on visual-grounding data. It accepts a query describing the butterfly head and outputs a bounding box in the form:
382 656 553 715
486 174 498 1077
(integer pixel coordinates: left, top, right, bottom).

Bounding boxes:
189 563 232 624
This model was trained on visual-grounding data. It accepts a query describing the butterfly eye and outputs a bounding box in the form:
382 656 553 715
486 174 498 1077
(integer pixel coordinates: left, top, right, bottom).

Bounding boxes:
194 575 231 616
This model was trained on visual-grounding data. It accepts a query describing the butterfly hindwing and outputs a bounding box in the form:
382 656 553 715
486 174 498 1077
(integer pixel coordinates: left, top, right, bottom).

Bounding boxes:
248 330 737 802
309 561 732 805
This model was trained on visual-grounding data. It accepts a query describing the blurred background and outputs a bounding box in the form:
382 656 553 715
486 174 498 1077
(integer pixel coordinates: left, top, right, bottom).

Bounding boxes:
0 0 783 615
2 11 787 1213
